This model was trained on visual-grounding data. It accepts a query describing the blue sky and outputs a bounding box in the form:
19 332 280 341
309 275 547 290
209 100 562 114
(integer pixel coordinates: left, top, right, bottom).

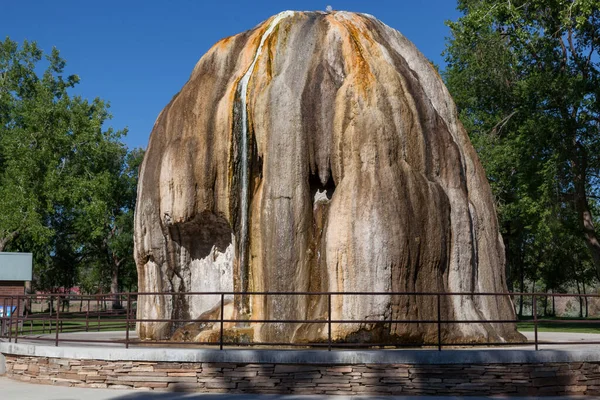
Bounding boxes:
2 1 461 150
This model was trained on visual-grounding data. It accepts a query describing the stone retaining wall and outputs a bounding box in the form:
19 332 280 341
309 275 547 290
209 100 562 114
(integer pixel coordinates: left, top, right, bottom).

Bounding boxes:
4 355 600 396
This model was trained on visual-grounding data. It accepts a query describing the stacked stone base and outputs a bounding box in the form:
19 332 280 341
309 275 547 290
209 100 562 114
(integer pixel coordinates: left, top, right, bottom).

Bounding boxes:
4 355 600 396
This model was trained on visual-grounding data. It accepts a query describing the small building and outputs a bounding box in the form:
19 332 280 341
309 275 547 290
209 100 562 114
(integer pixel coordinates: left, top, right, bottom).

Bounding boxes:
0 252 33 306
0 253 32 335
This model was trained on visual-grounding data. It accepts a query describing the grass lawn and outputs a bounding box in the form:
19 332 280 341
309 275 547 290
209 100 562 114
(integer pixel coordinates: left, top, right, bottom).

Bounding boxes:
8 313 130 335
517 317 600 334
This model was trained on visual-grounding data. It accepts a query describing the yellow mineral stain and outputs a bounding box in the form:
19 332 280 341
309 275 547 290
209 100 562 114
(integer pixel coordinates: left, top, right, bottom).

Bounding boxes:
326 14 375 94
263 25 280 82
213 35 235 50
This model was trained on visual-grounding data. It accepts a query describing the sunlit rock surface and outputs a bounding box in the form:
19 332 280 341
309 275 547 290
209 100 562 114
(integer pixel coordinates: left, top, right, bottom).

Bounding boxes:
134 10 523 344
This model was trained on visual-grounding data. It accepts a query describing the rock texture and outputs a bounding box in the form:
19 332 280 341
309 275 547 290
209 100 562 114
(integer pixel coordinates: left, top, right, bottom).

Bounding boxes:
134 10 522 344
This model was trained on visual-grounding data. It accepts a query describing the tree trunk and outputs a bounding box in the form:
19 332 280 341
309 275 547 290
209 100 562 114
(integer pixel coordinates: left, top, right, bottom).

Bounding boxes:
505 222 513 292
575 278 583 318
532 279 536 318
111 259 122 310
583 281 588 318
575 193 600 275
519 258 525 317
0 231 19 252
572 144 600 276
24 281 32 315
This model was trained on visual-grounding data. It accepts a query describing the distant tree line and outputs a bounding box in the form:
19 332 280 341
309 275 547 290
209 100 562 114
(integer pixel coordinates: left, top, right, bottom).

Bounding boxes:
444 0 600 315
0 37 143 307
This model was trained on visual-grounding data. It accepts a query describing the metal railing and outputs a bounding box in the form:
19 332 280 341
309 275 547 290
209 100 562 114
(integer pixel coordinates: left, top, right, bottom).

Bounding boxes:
1 291 599 351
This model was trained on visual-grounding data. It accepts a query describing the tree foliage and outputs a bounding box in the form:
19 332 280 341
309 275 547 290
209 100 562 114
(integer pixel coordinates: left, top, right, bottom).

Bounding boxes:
444 0 600 294
0 37 142 296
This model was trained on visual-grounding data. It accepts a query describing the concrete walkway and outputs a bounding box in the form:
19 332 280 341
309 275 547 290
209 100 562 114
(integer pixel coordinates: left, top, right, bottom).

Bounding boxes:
7 330 600 350
0 377 589 400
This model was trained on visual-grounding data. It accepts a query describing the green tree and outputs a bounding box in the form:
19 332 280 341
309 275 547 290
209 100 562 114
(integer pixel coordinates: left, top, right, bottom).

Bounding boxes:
79 148 144 307
0 37 140 294
444 0 600 287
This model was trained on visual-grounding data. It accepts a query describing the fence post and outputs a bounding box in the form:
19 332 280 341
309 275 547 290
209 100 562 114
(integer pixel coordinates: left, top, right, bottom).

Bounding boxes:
219 293 225 350
97 296 101 331
86 298 90 332
1 296 5 338
14 294 20 344
328 293 332 351
533 293 538 351
437 293 442 351
8 296 14 342
126 293 131 349
55 296 60 347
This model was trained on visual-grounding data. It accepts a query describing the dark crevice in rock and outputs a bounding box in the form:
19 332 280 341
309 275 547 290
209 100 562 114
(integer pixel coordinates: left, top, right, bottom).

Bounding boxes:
230 84 244 240
309 170 335 204
169 212 233 261
167 213 233 334
293 169 335 342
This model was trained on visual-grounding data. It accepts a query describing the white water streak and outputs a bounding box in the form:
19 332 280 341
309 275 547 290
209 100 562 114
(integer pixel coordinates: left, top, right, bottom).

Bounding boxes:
238 11 295 292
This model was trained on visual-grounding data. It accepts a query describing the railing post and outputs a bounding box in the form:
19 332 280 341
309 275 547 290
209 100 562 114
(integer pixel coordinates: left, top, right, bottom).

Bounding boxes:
97 296 101 331
219 293 225 350
8 296 14 342
55 295 60 347
126 293 131 349
328 293 332 351
86 298 90 332
437 293 442 351
15 294 21 343
533 293 538 351
1 296 6 338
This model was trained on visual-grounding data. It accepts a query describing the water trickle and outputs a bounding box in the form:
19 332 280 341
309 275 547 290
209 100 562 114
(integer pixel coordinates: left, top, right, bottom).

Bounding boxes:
237 11 295 299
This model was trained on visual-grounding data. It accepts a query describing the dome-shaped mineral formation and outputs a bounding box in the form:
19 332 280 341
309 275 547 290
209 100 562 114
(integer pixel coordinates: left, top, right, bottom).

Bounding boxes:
134 10 522 344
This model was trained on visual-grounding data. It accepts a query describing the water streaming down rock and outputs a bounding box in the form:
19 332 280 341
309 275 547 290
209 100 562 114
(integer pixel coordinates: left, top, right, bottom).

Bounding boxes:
237 11 296 310
134 10 524 344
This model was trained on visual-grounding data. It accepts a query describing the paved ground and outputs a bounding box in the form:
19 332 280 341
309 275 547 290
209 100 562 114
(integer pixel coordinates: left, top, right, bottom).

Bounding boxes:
0 377 589 400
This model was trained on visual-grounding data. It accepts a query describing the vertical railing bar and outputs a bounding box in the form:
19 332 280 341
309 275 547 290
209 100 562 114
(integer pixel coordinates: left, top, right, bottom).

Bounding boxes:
126 293 131 349
437 293 442 351
328 293 332 351
86 298 90 332
533 293 538 351
8 296 14 342
219 293 225 350
97 296 101 331
15 294 21 343
55 295 60 347
29 297 33 335
1 296 6 338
